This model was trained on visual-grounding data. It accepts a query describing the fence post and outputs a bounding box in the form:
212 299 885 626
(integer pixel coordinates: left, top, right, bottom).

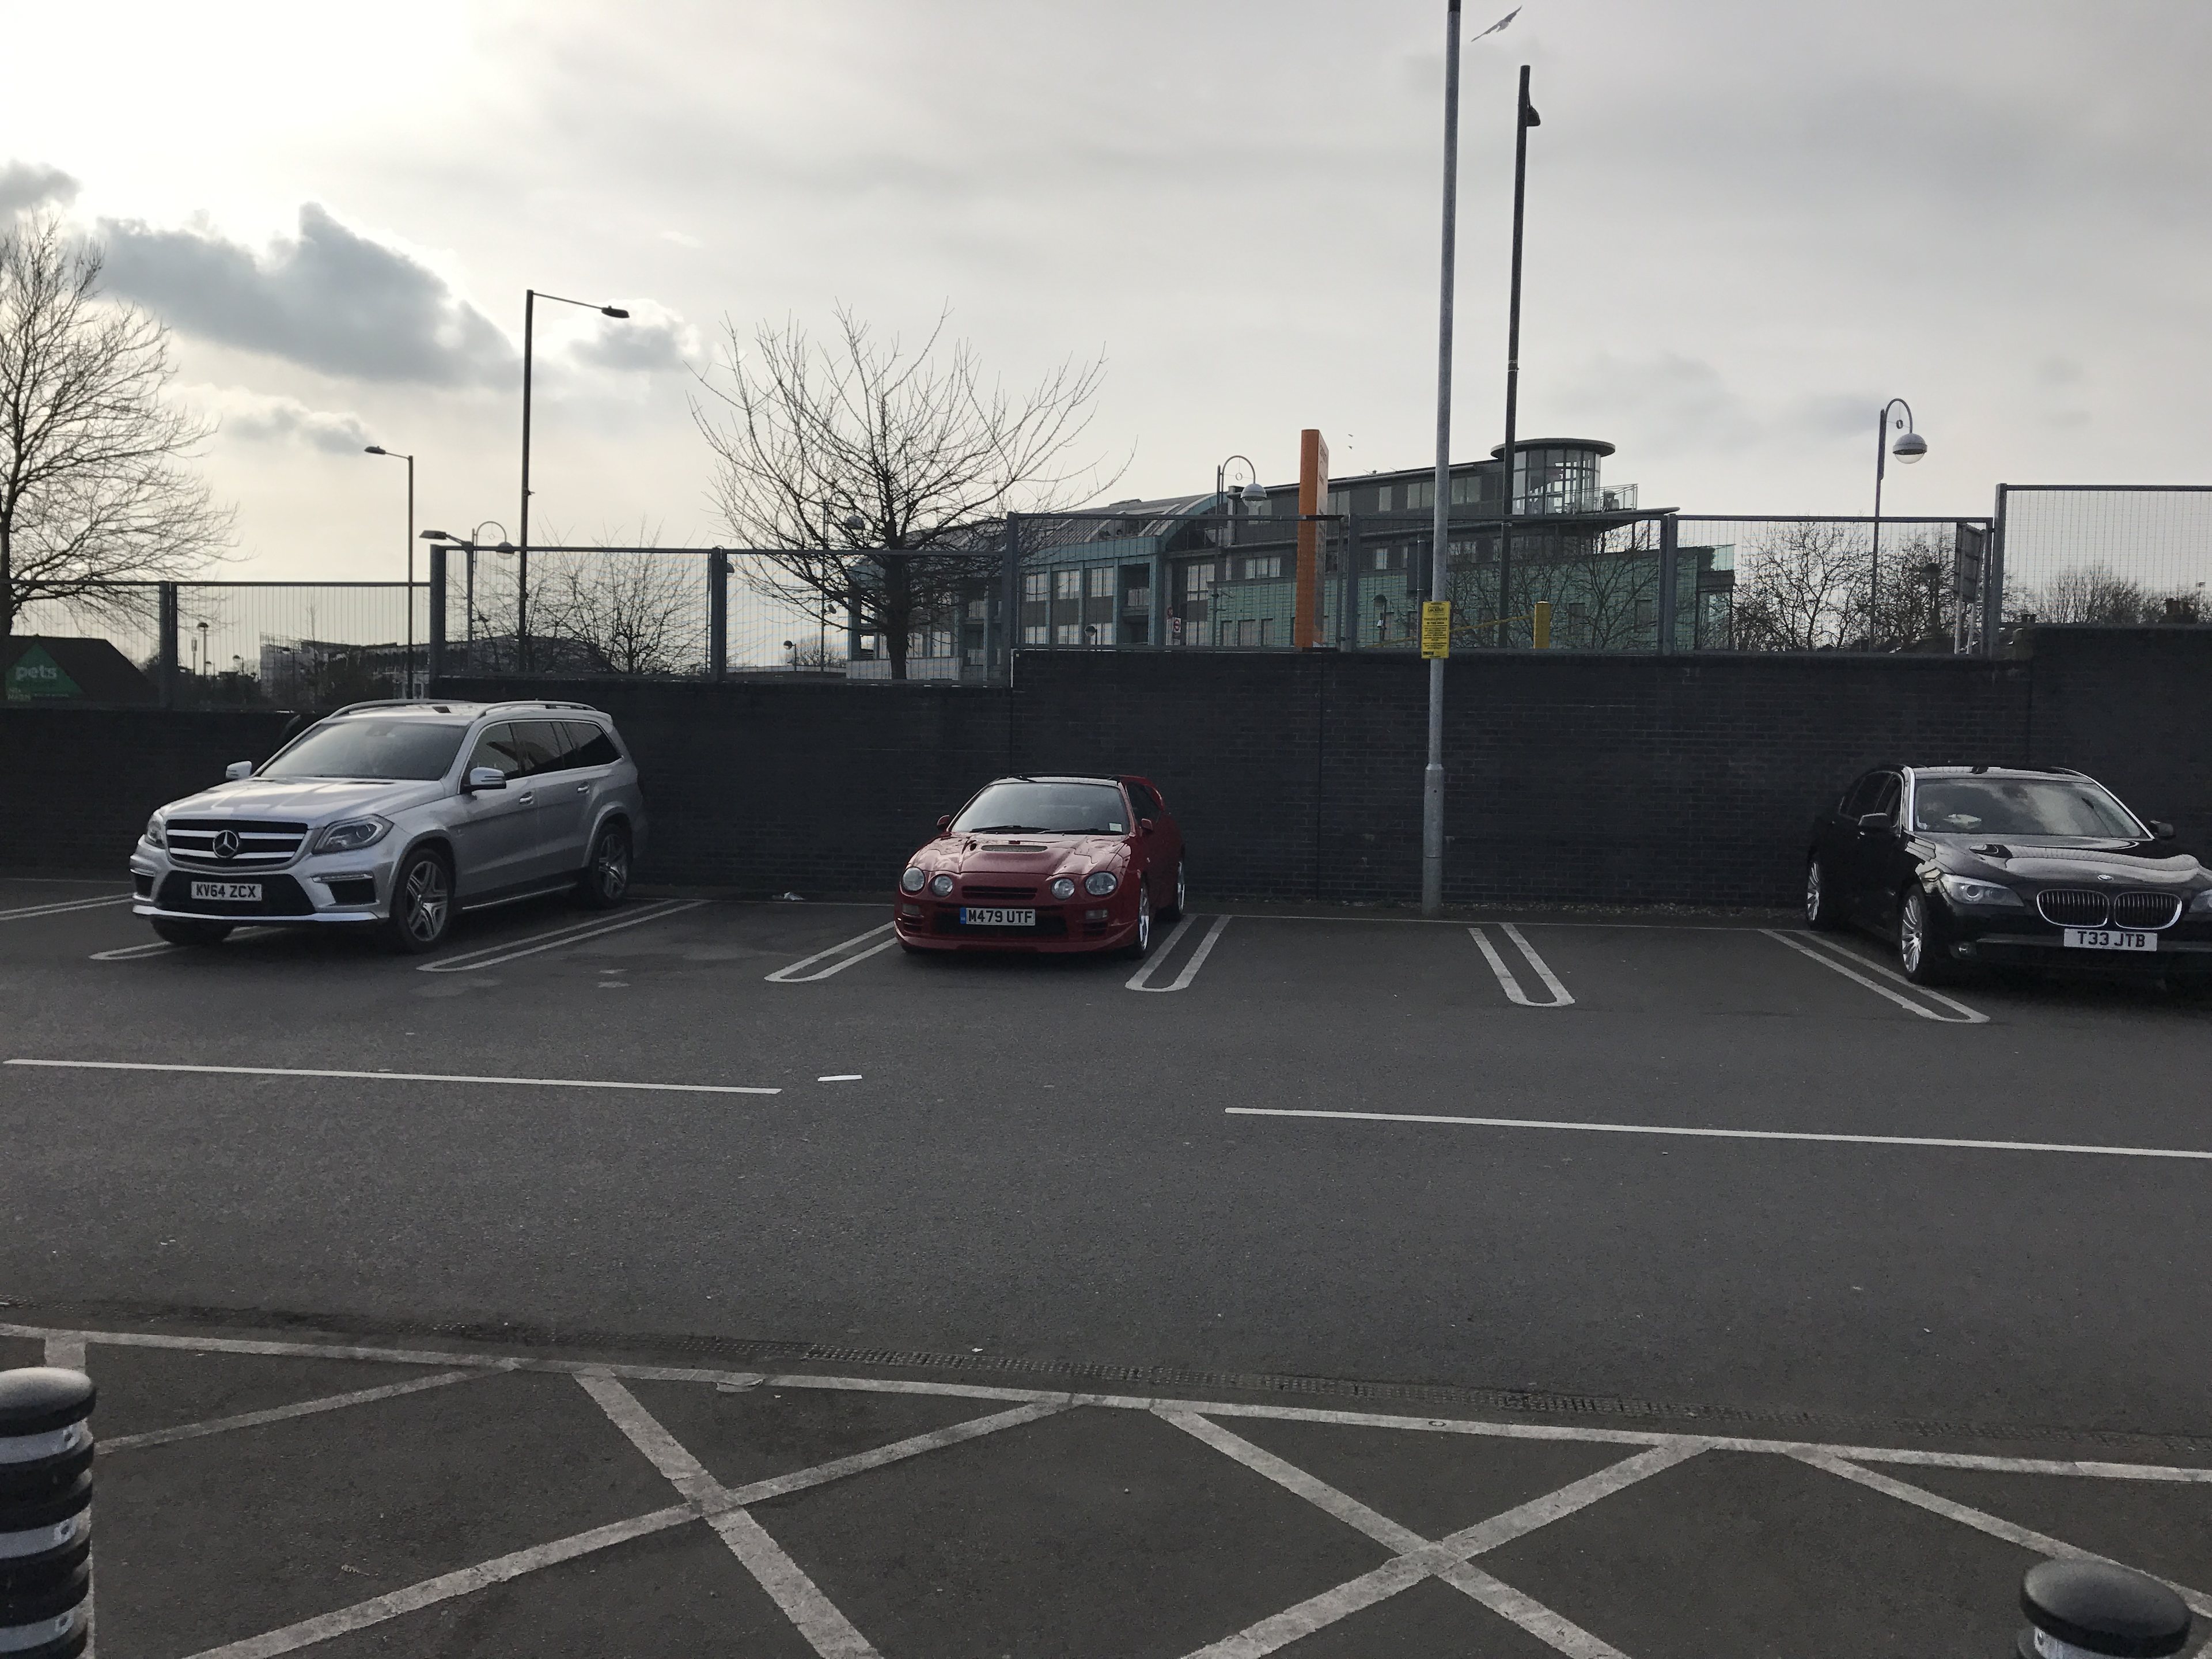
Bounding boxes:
426 544 446 688
1339 514 1360 648
1002 513 1022 683
1984 484 2008 658
157 582 179 707
707 548 728 681
1655 514 1679 654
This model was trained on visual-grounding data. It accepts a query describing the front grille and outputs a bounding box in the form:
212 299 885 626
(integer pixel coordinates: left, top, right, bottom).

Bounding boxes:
963 885 1037 900
2112 891 2183 930
2036 889 2108 927
157 873 315 917
165 818 308 869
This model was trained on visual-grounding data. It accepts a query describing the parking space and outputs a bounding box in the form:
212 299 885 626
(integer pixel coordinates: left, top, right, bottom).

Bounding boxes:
12 1316 2212 1659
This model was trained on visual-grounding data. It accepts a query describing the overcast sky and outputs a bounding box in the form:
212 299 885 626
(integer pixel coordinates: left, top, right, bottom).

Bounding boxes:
4 0 2206 581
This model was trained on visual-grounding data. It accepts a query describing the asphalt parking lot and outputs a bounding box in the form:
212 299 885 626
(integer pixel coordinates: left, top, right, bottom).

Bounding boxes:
4 874 2210 1656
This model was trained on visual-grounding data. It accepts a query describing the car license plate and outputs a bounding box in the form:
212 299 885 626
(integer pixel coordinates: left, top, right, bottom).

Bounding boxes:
2064 928 2154 952
189 881 262 903
960 907 1035 927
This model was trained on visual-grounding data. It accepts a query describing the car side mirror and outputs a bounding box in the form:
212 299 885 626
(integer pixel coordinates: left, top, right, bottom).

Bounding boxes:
466 767 507 792
1857 812 1896 831
936 815 952 833
224 761 253 781
1139 817 1157 836
2150 820 2176 841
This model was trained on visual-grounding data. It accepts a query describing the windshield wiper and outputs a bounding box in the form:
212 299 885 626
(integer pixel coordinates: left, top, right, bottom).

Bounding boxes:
965 824 1050 833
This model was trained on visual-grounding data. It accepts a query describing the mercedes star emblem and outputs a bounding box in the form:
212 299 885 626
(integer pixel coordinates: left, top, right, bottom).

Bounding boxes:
213 830 241 861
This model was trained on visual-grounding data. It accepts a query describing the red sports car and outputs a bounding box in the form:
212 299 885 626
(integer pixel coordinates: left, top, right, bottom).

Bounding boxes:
895 774 1186 957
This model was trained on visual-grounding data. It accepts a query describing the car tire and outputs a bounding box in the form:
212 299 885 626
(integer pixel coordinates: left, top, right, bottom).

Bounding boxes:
152 919 232 948
385 847 454 955
1896 888 1954 986
1120 885 1154 960
1804 857 1844 932
576 821 632 910
1160 857 1187 923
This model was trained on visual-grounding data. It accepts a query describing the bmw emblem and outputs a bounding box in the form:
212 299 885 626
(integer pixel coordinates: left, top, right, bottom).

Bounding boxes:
213 830 241 861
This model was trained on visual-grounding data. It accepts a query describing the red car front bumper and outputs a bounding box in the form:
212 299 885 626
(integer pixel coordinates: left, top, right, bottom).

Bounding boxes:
892 897 1139 953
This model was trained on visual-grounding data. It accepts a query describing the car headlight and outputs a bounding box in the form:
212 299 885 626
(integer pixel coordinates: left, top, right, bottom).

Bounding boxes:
1940 874 2024 907
1048 876 1077 900
901 867 927 893
143 814 166 847
313 816 392 855
1084 870 1119 896
2192 888 2212 913
930 873 956 897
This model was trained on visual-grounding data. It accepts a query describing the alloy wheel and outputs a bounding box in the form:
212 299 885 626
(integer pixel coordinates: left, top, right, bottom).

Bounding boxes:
1175 861 1186 916
404 858 450 944
1135 888 1152 953
1805 861 1822 924
595 832 631 902
1899 892 1926 975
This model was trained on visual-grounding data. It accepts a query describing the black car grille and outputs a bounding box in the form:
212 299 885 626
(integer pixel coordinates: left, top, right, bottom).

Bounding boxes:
165 819 308 868
2035 888 2107 927
963 885 1037 900
2112 891 2183 930
157 873 315 917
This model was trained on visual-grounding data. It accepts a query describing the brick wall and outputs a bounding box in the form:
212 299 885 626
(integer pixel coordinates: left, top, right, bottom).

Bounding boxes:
5 628 2205 903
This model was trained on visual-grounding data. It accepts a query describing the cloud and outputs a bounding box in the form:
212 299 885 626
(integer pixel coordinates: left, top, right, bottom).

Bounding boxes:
567 301 696 374
0 160 78 217
98 204 513 385
198 387 374 454
1559 353 1876 459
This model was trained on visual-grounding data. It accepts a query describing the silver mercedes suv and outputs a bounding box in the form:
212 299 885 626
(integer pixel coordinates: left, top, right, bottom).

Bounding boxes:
130 699 647 953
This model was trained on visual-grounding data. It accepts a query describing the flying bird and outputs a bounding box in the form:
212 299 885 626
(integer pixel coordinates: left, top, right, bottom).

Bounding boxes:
1471 7 1519 41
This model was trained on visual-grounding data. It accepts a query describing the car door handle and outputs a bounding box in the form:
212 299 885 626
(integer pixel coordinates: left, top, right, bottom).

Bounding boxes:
575 784 590 795
517 791 535 804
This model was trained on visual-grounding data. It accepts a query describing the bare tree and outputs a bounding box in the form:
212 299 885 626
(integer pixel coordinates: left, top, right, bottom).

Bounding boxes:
0 215 229 638
692 305 1121 678
2027 564 2148 625
531 524 699 676
1732 522 1869 651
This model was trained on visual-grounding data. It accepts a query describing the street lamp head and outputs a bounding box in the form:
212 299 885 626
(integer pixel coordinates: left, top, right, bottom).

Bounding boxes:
364 445 387 456
841 514 866 533
419 529 452 541
601 306 630 319
1892 430 1928 465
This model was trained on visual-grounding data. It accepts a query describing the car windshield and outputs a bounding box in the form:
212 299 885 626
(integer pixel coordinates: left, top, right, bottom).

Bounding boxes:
1912 776 2142 838
952 781 1127 835
257 719 470 782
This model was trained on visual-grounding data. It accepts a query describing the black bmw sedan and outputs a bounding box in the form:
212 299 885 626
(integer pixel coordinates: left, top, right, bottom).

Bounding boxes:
1804 765 2212 985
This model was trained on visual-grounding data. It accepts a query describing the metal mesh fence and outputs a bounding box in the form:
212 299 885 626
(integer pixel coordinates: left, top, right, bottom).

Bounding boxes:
1673 517 1991 654
1996 487 2211 626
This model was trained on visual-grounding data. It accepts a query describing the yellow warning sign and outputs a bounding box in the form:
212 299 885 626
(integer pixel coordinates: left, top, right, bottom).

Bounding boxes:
1420 601 1452 659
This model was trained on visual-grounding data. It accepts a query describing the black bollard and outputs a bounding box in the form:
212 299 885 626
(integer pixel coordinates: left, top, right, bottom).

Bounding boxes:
2020 1560 2192 1659
0 1369 97 1659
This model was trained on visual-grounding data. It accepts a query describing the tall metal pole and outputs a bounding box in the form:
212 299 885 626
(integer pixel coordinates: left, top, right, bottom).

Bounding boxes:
1499 65 1535 653
1870 404 1887 648
1421 0 1463 918
518 289 535 672
404 452 415 691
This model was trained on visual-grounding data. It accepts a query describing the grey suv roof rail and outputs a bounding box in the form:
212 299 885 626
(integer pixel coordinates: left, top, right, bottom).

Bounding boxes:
327 698 444 718
485 699 600 715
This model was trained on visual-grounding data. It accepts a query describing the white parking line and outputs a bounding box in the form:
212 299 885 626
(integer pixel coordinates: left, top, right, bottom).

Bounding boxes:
1763 929 1990 1024
1127 915 1231 993
766 923 899 983
1469 923 1575 1007
91 940 180 961
1225 1106 2212 1161
418 898 705 973
5 1058 781 1096
0 892 132 921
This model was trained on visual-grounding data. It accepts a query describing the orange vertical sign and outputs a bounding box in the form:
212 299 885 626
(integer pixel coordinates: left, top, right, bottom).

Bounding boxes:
1294 429 1330 649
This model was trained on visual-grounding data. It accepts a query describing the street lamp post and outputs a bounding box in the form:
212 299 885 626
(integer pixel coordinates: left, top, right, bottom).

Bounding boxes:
1496 65 1539 652
1215 454 1260 550
1869 398 1927 648
1421 0 1467 919
520 289 630 671
363 445 414 689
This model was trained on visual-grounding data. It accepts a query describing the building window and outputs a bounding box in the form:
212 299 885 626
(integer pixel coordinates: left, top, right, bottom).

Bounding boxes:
1024 573 1049 601
1055 570 1081 600
1377 484 1395 512
1185 562 1215 595
1125 586 1152 611
1404 480 1433 512
1086 567 1113 597
966 599 986 620
1024 624 1048 645
1055 623 1081 645
1238 555 1282 581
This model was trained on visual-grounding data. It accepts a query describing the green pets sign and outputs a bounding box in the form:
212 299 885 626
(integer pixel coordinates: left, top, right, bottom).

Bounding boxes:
5 645 82 700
